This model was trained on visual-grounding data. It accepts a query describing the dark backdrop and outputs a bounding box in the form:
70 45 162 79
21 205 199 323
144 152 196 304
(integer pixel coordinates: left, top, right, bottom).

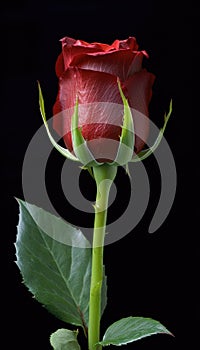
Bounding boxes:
1 0 198 349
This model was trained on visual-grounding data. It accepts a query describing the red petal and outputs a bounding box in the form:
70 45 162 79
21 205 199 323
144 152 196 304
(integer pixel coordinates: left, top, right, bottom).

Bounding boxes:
53 68 124 152
62 45 102 70
60 36 76 46
61 67 123 106
75 40 111 52
61 36 118 52
91 42 114 51
70 50 145 81
53 69 77 146
55 53 65 77
57 36 142 71
125 69 155 115
124 69 155 152
127 52 144 77
60 37 108 70
112 37 139 50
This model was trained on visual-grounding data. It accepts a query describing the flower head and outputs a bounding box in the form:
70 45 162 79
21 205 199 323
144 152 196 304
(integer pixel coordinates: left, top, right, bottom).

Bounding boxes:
53 36 155 165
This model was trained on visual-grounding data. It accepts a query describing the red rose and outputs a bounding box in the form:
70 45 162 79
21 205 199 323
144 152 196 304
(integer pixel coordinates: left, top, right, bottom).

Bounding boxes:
53 36 155 163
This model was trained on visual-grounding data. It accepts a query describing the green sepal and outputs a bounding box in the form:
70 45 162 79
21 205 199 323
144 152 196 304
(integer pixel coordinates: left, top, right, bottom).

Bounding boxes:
38 81 79 162
71 97 101 167
109 79 135 166
131 99 172 162
50 328 81 350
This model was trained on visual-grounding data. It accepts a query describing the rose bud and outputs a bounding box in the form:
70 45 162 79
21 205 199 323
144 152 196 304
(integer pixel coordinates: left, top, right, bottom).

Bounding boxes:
52 37 155 166
38 37 172 167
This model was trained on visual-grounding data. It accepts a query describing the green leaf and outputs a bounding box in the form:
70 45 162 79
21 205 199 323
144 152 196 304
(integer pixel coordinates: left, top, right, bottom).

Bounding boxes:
50 328 81 350
38 81 79 162
99 317 173 346
15 199 95 332
15 199 107 331
131 99 172 162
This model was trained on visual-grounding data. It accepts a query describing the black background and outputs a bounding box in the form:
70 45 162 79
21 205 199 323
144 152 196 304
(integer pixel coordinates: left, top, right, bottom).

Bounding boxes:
1 0 198 349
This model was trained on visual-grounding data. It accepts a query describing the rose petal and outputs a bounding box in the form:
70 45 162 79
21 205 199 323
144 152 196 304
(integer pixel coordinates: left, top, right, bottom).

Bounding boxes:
60 37 110 70
91 42 115 52
119 36 138 51
78 68 123 105
53 68 124 151
75 40 112 52
60 36 76 47
127 51 148 77
62 45 103 70
124 69 155 152
57 36 142 73
61 36 129 52
55 53 65 77
70 50 145 81
125 69 155 115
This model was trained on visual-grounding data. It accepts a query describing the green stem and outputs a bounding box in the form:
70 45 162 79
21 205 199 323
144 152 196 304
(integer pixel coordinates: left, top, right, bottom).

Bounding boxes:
88 164 117 350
